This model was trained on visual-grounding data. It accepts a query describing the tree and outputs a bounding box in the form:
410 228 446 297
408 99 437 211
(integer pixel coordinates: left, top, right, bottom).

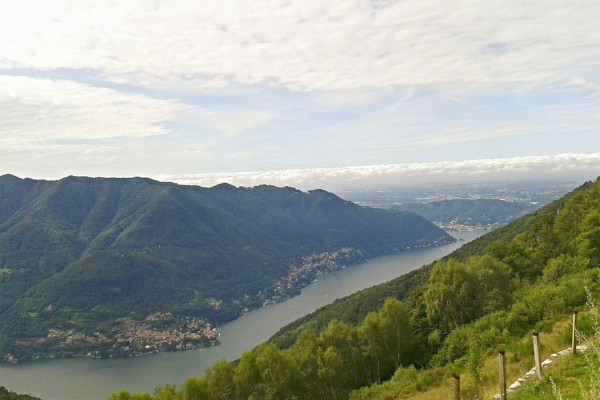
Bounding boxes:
233 351 261 400
153 384 180 400
254 344 300 400
468 255 512 313
290 329 321 398
424 259 480 332
577 210 600 265
182 377 211 400
205 360 235 400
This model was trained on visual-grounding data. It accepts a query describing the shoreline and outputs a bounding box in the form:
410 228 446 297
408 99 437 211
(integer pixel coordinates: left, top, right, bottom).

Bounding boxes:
1 234 457 365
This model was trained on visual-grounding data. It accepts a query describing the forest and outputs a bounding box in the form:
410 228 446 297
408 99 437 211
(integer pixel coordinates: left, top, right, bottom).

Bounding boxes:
108 177 600 399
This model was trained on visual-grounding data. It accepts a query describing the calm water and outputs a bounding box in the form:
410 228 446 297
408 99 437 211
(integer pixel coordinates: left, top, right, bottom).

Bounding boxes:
0 230 486 400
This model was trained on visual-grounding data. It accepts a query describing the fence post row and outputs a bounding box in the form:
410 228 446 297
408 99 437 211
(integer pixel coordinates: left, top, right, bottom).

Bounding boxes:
495 315 581 399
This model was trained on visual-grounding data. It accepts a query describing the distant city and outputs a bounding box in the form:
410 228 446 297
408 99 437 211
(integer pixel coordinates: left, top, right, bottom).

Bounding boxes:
338 179 583 208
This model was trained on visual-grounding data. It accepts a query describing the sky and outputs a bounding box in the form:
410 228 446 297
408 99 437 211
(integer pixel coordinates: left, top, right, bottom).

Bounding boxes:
1 0 600 191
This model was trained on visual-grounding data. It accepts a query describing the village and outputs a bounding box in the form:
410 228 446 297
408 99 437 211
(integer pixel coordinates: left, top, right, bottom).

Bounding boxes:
4 312 219 363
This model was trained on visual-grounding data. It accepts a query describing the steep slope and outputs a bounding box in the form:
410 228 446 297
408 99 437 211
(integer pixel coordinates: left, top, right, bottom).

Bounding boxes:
0 175 453 361
269 181 589 348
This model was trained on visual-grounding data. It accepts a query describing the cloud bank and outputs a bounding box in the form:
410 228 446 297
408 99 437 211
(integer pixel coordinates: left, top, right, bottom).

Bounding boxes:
155 153 600 191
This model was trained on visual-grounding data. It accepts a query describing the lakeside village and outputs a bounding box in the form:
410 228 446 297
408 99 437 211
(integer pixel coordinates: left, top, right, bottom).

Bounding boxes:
3 313 219 364
437 222 496 232
3 242 447 364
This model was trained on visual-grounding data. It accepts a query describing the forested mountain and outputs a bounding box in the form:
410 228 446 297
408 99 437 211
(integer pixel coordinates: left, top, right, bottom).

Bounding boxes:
0 175 452 362
112 177 600 400
389 198 533 227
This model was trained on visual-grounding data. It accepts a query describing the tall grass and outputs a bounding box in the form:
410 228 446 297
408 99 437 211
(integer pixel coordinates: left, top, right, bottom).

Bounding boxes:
552 288 600 400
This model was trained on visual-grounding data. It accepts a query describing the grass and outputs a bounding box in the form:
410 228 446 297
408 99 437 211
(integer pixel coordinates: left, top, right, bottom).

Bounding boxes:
510 354 589 400
408 297 600 400
391 313 592 400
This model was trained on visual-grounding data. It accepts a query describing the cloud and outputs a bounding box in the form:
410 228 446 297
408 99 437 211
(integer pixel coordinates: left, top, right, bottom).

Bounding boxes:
1 0 598 92
0 75 193 145
0 75 279 151
154 153 600 190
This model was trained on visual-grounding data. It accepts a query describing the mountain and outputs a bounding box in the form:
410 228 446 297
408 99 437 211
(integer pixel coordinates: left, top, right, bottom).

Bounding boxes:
120 177 600 400
0 175 453 362
389 198 533 228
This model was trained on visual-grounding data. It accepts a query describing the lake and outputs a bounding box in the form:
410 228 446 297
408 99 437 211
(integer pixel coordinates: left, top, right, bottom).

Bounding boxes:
0 230 486 400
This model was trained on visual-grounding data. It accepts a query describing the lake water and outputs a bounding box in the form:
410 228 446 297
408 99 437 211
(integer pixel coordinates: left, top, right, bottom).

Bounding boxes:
0 230 486 400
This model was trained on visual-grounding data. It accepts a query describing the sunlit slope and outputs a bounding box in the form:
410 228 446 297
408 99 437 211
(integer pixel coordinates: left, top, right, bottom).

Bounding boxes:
269 180 592 348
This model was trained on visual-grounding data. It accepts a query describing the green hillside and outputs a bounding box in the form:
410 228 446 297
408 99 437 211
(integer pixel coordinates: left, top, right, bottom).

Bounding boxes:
268 183 585 348
110 177 600 400
390 198 533 227
0 175 452 362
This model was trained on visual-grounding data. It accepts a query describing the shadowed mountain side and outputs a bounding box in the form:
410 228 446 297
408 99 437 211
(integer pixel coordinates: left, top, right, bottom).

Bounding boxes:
0 175 453 361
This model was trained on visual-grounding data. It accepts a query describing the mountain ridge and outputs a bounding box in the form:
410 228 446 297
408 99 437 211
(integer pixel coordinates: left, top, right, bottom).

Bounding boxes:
0 175 453 362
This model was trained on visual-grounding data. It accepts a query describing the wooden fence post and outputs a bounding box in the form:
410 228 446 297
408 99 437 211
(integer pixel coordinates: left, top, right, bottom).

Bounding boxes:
533 332 542 380
452 374 460 400
572 311 578 356
498 351 507 400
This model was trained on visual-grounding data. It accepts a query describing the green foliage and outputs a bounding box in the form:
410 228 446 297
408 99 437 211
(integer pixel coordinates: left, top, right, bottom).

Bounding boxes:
424 259 480 331
107 389 153 400
577 210 600 265
349 366 445 400
123 298 418 400
543 255 589 283
269 181 581 348
424 255 511 332
269 262 433 349
153 384 181 400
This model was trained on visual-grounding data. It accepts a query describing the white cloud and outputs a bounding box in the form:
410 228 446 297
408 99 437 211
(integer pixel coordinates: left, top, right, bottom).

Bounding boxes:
1 0 598 92
0 75 193 144
0 75 278 150
154 153 600 190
